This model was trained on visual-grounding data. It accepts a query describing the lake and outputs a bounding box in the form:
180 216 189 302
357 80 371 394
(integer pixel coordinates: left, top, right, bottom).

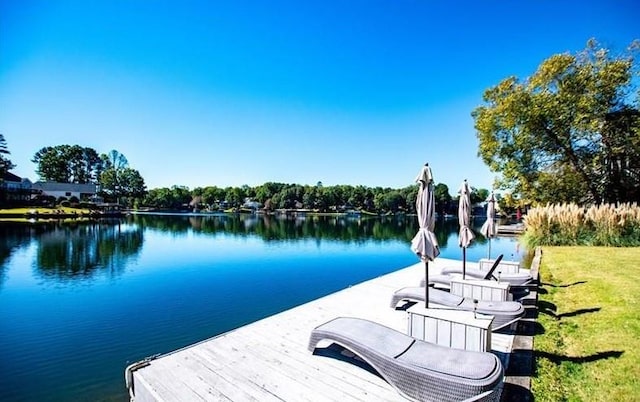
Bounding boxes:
0 213 524 401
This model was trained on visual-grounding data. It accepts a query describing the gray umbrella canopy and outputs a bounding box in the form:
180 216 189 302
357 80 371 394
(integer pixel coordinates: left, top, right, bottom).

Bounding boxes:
410 164 440 307
458 179 475 278
480 192 498 258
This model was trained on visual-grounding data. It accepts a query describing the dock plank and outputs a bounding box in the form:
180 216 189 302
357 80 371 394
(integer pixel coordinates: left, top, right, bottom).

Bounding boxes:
196 331 394 402
127 258 516 401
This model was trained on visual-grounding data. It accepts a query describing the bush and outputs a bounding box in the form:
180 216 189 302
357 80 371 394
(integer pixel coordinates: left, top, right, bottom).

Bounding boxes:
78 201 98 209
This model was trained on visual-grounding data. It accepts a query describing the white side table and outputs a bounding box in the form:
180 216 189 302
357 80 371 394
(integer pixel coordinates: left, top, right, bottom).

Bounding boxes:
406 305 493 352
450 278 510 301
478 258 521 273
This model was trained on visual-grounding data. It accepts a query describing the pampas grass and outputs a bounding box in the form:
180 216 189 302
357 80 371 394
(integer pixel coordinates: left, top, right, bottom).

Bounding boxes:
523 203 640 247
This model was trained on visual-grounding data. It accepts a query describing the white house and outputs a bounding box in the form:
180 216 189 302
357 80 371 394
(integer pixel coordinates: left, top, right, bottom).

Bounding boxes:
31 181 98 201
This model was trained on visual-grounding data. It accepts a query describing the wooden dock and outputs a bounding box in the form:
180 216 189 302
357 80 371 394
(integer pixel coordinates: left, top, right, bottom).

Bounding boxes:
497 224 525 235
125 258 522 401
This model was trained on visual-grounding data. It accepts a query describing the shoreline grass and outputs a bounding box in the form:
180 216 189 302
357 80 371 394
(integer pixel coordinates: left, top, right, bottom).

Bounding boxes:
0 206 93 215
523 203 640 247
534 246 640 401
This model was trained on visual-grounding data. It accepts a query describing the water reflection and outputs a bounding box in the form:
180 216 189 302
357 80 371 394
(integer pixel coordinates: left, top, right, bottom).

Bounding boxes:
0 223 39 290
0 214 519 288
128 213 492 246
35 221 143 280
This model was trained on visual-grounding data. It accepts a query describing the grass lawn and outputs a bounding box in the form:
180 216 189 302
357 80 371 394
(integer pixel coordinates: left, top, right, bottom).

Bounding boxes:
0 207 96 223
533 246 640 401
0 206 92 215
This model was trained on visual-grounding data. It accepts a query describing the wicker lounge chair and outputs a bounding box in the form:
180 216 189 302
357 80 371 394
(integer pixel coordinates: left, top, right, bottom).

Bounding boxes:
389 286 524 331
428 254 533 295
309 317 503 402
431 254 532 287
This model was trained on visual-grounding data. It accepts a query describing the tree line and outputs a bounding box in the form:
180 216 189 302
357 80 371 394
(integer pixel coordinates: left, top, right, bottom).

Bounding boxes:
1 135 490 213
142 182 490 214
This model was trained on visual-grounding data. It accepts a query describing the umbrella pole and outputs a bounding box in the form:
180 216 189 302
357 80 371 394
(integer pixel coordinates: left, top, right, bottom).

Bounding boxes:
488 239 492 259
424 261 429 308
462 247 466 280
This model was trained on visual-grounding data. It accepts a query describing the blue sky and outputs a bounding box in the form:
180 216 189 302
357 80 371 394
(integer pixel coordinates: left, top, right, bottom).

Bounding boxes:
1 1 638 193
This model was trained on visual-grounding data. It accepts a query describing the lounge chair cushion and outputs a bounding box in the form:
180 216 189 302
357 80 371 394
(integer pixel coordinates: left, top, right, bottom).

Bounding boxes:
390 287 525 331
395 337 498 380
440 266 533 286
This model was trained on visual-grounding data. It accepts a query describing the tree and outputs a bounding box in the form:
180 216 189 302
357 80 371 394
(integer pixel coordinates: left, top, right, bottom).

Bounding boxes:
0 134 16 177
471 188 490 205
32 145 103 183
99 150 146 204
118 168 146 200
473 39 640 204
68 145 103 183
201 186 226 208
434 183 451 215
33 145 72 182
225 186 245 208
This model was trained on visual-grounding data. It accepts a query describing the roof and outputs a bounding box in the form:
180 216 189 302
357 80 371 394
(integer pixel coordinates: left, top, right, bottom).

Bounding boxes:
32 181 98 193
3 171 24 182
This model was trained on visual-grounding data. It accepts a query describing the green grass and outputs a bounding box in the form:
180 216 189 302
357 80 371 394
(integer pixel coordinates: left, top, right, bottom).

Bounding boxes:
533 247 640 401
0 206 96 223
0 206 92 215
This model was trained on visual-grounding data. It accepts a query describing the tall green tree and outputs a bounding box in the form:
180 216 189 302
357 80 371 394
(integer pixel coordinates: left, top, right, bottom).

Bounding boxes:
68 145 103 183
434 183 451 214
0 134 16 177
33 145 72 182
473 39 640 204
471 188 490 205
99 150 146 204
32 144 103 183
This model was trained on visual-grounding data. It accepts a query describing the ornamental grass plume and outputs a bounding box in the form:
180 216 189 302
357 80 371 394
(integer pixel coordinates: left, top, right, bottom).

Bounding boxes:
523 203 640 247
522 204 553 246
554 203 584 244
585 203 620 245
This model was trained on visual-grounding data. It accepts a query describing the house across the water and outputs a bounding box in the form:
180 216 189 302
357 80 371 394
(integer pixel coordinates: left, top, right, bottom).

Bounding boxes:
1 172 34 205
31 181 99 201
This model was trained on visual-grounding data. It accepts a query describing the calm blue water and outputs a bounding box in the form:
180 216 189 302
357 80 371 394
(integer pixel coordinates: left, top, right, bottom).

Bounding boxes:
0 214 524 401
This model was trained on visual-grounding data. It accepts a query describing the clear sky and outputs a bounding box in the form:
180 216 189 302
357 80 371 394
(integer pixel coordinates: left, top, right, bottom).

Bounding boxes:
1 1 638 193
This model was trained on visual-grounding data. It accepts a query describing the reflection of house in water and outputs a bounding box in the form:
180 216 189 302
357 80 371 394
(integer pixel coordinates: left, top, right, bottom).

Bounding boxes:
242 198 262 211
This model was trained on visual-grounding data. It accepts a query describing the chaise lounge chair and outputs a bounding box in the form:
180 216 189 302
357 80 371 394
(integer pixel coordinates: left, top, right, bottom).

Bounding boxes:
309 317 504 402
429 254 533 288
389 286 524 331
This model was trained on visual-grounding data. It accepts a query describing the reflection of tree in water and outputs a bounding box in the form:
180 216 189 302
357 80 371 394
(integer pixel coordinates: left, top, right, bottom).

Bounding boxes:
129 213 485 245
0 223 40 288
36 221 143 280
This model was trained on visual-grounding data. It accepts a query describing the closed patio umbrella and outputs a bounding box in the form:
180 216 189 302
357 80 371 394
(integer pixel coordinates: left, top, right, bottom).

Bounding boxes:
458 179 475 279
480 192 498 258
410 163 440 308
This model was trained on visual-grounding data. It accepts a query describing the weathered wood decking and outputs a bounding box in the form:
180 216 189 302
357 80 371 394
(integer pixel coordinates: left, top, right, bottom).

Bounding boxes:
125 257 526 401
